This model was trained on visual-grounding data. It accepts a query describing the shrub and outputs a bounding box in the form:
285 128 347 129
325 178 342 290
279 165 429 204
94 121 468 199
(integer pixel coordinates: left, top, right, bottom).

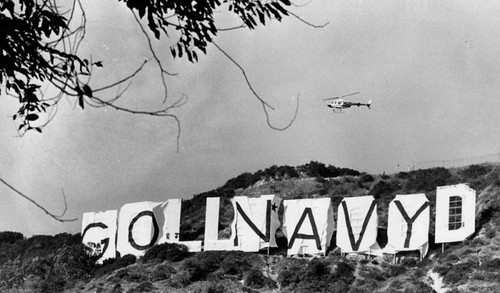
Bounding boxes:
459 164 492 179
167 270 191 288
370 180 399 198
124 271 148 283
0 231 24 244
388 264 407 277
297 161 360 178
244 268 276 289
278 258 354 292
404 167 455 192
442 261 477 285
197 279 246 293
444 254 460 262
143 242 190 263
128 281 154 292
359 173 375 183
471 270 486 280
411 281 434 293
95 254 136 277
220 252 253 277
434 263 453 276
396 172 409 179
183 253 219 282
181 251 257 283
224 172 260 190
485 225 497 238
400 257 418 268
149 263 176 282
481 258 500 271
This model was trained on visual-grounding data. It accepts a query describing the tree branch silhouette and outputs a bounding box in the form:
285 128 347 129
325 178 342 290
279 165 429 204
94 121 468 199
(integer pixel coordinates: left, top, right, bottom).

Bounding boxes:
1 0 320 221
213 42 299 131
0 177 77 222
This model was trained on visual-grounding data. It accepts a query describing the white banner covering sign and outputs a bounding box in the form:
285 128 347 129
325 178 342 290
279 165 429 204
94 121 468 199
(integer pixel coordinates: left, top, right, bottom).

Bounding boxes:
81 210 118 264
435 184 476 244
204 197 235 251
385 194 429 257
283 197 334 256
231 195 282 252
157 199 181 244
116 201 164 257
337 196 379 254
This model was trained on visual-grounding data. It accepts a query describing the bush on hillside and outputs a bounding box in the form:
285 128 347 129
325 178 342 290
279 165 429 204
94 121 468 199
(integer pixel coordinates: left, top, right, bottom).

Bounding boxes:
0 231 24 244
243 268 277 289
443 264 471 285
128 281 155 292
224 172 259 190
223 165 300 190
370 180 400 199
181 250 259 283
297 161 360 178
95 254 136 277
149 263 176 282
143 242 190 263
481 258 500 271
404 167 457 192
358 173 375 184
277 258 355 292
439 261 478 285
459 164 493 179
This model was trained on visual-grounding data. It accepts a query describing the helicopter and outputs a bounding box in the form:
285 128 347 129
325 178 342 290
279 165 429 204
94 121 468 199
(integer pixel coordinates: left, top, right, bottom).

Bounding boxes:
323 92 372 112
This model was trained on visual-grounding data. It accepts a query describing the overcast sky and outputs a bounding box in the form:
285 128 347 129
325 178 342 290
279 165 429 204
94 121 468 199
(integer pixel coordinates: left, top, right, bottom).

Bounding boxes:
2 0 500 236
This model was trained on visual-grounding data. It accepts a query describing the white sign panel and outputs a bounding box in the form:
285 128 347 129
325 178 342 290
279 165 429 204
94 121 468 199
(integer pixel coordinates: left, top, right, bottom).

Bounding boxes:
81 210 118 263
204 197 235 251
435 184 476 243
386 194 429 256
232 195 282 252
337 196 379 254
156 199 181 243
116 201 163 257
283 197 334 256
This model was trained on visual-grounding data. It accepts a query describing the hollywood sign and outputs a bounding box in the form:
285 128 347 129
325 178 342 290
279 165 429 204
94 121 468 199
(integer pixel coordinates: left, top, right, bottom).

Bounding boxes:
82 184 475 263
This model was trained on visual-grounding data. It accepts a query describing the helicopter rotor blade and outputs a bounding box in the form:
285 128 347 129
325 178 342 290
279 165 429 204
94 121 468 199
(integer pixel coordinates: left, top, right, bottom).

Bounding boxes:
323 96 340 101
341 92 360 98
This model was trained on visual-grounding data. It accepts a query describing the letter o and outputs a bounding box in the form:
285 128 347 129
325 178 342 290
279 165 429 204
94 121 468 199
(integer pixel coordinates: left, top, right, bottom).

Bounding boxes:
128 211 159 250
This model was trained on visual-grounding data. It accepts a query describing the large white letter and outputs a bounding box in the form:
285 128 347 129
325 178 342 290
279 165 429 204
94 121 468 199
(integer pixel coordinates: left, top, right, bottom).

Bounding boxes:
435 184 476 243
337 196 379 255
81 210 117 263
204 197 235 251
283 197 334 256
116 201 163 257
155 199 202 252
232 195 282 252
385 194 430 258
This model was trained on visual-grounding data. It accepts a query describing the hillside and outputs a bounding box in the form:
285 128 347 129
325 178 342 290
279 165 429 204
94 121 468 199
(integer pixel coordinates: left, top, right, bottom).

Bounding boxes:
2 161 500 292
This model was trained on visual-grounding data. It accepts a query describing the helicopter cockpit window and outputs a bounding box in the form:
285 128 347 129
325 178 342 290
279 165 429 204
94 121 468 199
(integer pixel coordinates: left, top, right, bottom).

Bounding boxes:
448 196 462 230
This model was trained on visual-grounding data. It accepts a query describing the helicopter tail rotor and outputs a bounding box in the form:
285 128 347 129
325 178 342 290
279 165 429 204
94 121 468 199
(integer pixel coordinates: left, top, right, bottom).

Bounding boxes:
367 100 372 109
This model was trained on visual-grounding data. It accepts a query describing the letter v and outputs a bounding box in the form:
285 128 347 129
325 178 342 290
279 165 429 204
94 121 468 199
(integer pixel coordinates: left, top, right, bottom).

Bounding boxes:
341 200 376 251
